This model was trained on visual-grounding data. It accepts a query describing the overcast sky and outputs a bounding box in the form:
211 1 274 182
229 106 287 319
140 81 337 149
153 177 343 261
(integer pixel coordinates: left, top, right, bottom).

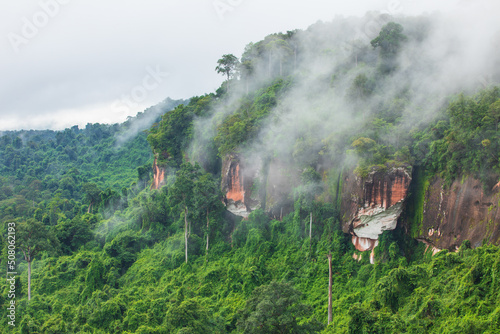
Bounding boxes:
0 0 492 130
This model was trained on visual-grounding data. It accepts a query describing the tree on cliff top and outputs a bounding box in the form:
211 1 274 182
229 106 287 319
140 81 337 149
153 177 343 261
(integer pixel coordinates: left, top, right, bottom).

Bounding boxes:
216 54 240 82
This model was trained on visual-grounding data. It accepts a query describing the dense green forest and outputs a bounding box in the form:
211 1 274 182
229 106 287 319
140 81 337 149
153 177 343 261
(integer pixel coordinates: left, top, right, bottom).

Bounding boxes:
1 15 500 333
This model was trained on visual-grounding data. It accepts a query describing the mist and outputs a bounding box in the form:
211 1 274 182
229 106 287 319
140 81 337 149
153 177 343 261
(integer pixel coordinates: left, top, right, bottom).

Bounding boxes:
114 97 187 147
188 8 500 188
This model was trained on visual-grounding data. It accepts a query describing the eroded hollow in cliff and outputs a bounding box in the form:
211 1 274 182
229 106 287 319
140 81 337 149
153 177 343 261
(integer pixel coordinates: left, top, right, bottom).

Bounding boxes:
226 163 245 203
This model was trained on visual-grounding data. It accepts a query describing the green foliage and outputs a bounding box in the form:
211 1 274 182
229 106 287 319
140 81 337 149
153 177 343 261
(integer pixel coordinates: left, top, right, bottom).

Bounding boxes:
216 54 240 81
347 73 375 101
2 16 500 334
371 22 408 58
405 168 430 238
147 95 215 167
237 281 324 333
414 87 500 188
215 78 292 156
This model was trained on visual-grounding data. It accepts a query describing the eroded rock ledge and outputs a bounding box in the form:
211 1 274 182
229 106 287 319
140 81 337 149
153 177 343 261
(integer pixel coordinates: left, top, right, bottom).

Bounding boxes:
342 167 412 255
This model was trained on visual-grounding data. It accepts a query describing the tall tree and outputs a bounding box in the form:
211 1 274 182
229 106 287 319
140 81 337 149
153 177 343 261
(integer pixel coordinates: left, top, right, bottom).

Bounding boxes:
215 54 240 82
488 99 500 131
169 162 201 263
265 37 292 77
82 182 101 213
17 219 58 300
194 173 224 260
327 252 333 325
371 22 407 73
370 22 407 58
238 60 254 94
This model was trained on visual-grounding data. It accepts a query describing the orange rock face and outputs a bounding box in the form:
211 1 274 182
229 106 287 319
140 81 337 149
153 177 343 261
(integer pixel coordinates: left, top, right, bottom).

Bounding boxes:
221 155 261 217
364 174 410 209
341 167 412 256
226 164 245 202
151 157 166 190
420 176 500 250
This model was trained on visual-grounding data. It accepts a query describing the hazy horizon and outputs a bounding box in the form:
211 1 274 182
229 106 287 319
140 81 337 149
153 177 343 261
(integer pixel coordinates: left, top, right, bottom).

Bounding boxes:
0 0 495 131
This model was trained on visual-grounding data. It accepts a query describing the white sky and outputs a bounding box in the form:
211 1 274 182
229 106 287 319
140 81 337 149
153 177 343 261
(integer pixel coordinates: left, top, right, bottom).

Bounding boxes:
0 0 490 130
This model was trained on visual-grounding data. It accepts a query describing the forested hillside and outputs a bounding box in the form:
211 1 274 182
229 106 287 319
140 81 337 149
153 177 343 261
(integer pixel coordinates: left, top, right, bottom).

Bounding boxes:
1 13 500 333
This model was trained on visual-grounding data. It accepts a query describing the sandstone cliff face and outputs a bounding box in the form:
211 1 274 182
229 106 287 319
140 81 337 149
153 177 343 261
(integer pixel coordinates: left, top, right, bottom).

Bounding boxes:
342 167 412 252
418 176 500 250
151 157 166 190
265 159 296 220
221 154 297 218
221 154 261 217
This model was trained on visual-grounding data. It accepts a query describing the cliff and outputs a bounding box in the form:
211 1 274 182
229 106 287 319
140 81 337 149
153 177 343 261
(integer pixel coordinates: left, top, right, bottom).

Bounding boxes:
151 157 166 190
221 154 297 218
264 159 297 220
341 167 412 252
412 175 500 250
221 154 261 217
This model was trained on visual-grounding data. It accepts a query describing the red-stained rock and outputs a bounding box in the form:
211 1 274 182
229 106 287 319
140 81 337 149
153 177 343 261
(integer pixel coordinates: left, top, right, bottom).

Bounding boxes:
221 155 261 217
226 164 244 203
221 154 297 218
151 157 166 190
363 171 410 210
342 167 412 254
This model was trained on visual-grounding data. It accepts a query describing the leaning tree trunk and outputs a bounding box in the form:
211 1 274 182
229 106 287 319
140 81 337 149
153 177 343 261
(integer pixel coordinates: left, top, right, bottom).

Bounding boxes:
22 250 32 301
328 252 333 325
309 212 313 254
184 206 189 263
28 258 32 301
309 212 312 240
206 209 210 252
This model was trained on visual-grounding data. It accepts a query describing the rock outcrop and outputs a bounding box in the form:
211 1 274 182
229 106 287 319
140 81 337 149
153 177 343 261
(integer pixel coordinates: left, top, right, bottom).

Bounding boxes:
221 154 261 217
221 154 297 218
342 167 412 251
418 176 500 250
265 159 296 220
151 157 166 190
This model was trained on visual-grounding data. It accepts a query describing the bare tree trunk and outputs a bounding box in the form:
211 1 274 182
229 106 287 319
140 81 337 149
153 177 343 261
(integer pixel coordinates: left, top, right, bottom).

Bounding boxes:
309 212 312 240
328 252 332 325
184 206 188 263
206 209 210 252
309 212 313 255
28 259 31 301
